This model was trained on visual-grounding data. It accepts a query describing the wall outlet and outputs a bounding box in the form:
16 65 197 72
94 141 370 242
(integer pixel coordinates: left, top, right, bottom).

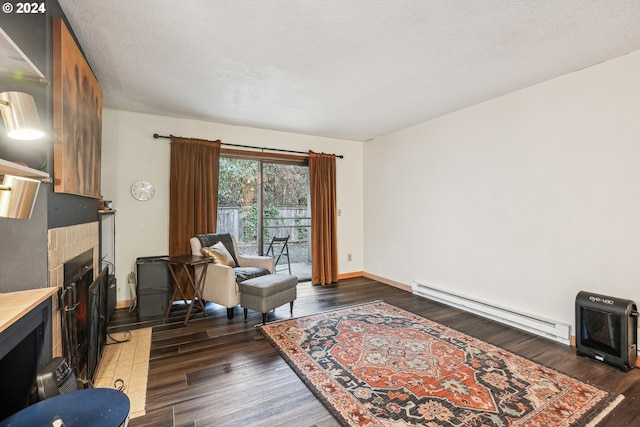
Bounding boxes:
127 271 135 284
337 209 342 216
347 253 352 261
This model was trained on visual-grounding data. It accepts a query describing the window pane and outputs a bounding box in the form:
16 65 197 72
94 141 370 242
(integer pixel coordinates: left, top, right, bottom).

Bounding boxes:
217 157 259 255
263 163 311 274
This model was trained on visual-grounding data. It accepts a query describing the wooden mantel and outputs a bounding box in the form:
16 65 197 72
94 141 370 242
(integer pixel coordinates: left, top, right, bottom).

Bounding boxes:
0 288 56 334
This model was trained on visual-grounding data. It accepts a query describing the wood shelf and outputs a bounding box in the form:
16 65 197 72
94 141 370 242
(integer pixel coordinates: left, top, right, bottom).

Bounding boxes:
0 158 50 180
0 287 57 334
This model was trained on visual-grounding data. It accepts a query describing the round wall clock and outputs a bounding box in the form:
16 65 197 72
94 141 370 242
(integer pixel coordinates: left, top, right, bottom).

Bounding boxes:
131 180 155 201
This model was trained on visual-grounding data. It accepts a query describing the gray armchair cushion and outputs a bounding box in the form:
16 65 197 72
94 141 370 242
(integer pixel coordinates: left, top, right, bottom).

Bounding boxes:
195 233 239 266
235 267 270 283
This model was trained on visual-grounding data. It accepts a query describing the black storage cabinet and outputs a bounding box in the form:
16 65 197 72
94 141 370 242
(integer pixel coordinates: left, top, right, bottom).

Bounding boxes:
136 256 170 318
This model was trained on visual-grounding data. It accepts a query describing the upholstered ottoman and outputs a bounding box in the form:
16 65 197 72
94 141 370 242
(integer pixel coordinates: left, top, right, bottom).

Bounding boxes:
239 274 298 324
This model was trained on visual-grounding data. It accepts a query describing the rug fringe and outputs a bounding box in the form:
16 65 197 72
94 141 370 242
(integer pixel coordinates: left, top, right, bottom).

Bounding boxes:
585 394 625 427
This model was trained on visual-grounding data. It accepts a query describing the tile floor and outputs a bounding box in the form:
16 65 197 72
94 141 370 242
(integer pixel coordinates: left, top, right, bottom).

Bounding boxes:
93 328 152 419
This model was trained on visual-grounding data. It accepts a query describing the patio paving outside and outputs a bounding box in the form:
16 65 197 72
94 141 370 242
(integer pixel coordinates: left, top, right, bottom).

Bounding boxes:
283 262 311 282
238 241 312 282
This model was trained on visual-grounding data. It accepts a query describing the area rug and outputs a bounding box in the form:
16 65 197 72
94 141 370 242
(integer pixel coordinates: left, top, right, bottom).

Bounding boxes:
259 301 623 427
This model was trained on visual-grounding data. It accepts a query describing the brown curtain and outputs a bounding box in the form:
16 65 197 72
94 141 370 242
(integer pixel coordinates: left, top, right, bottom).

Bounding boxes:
309 151 338 285
169 136 221 256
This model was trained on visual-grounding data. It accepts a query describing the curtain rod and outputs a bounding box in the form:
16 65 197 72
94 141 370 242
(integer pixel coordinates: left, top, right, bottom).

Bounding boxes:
152 133 344 159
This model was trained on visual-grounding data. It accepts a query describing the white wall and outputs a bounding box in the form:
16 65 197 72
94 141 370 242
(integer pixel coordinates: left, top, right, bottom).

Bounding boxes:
364 49 640 328
101 110 363 301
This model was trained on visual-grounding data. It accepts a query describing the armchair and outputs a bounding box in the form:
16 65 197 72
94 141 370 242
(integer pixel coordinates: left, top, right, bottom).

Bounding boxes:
190 233 274 319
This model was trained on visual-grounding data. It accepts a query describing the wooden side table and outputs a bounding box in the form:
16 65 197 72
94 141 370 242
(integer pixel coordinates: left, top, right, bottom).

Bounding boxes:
163 255 212 325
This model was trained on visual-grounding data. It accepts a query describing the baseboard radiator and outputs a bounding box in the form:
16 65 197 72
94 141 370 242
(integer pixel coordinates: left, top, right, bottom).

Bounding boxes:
411 281 571 345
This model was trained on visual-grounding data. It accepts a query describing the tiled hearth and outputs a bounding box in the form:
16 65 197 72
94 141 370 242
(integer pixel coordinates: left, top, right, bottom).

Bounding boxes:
94 328 151 418
48 222 99 358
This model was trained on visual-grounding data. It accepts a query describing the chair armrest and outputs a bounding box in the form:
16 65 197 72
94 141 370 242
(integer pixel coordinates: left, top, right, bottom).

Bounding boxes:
196 263 239 306
206 262 235 277
237 254 275 273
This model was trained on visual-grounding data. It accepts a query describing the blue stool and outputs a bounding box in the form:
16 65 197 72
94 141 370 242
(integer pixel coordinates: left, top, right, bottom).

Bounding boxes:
0 388 129 427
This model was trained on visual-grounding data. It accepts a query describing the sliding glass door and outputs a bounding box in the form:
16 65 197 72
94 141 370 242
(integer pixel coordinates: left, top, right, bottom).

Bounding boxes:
217 157 311 278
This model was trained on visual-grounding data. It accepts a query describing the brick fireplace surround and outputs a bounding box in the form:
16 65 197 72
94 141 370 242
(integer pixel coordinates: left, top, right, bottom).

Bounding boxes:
48 221 99 358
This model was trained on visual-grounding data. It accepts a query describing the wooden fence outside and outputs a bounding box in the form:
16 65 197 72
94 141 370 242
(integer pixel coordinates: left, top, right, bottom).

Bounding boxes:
217 206 310 243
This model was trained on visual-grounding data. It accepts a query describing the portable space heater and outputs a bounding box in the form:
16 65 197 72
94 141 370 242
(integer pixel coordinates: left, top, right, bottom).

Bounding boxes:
36 357 78 400
575 291 638 371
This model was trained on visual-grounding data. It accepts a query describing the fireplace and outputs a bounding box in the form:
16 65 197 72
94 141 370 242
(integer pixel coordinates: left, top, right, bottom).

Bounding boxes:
60 250 109 383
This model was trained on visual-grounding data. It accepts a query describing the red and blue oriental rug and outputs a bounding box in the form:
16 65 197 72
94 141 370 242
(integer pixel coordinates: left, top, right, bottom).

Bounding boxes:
259 301 622 427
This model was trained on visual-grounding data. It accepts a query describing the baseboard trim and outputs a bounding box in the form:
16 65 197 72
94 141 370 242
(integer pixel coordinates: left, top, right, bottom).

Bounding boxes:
363 272 412 292
116 299 134 309
338 271 364 280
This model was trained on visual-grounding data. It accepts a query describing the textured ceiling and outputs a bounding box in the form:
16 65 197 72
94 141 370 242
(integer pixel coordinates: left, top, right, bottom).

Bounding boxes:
58 0 640 142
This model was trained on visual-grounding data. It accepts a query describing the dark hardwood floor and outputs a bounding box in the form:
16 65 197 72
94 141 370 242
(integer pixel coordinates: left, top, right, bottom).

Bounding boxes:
107 277 640 427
